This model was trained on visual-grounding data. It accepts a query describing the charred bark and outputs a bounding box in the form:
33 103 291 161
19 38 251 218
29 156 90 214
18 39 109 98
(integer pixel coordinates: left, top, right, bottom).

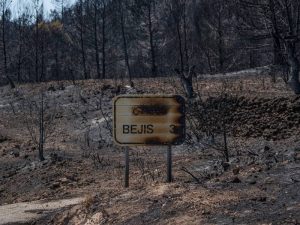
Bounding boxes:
175 65 195 99
2 5 15 88
286 40 300 94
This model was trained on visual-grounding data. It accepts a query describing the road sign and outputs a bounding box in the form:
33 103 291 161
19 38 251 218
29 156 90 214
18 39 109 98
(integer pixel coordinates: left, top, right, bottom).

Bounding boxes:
113 95 185 146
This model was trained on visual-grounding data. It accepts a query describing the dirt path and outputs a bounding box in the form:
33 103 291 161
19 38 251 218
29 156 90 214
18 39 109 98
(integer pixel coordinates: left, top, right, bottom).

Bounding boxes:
0 197 84 225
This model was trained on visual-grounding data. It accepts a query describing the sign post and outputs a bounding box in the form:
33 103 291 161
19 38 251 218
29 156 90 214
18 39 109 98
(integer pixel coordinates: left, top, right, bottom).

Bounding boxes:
167 145 172 182
124 147 129 188
113 95 185 187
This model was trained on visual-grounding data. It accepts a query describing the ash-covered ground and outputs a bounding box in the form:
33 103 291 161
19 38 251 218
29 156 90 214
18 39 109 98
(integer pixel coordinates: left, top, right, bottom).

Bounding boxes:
0 73 299 224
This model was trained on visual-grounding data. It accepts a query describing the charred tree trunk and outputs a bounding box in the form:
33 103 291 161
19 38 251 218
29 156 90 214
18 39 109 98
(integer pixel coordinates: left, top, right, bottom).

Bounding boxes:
147 2 157 77
223 120 229 162
120 0 133 86
269 0 284 66
273 35 283 65
205 51 213 74
176 19 184 74
17 22 22 83
39 92 45 161
286 40 300 94
41 37 45 81
94 2 100 79
183 2 189 70
217 10 224 73
176 66 195 99
35 10 39 83
2 6 15 88
101 1 106 79
80 0 88 79
55 42 59 80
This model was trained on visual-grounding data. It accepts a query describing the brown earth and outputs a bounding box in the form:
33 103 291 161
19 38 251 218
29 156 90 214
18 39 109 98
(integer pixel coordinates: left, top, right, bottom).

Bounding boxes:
0 76 299 224
193 95 300 140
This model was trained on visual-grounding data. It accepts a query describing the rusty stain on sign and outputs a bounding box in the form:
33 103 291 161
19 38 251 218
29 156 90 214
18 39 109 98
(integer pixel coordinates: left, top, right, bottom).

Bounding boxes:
113 95 185 146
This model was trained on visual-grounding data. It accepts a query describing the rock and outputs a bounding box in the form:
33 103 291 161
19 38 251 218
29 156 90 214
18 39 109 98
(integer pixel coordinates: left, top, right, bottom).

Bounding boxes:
257 167 263 172
222 162 231 171
102 84 113 91
264 177 275 184
201 210 211 215
3 170 16 178
231 177 241 183
251 196 267 202
42 159 50 166
246 178 257 185
50 153 64 162
232 167 240 175
84 212 105 225
0 135 8 143
48 85 56 92
294 153 300 161
291 176 300 183
250 167 258 173
60 178 69 184
10 149 20 157
66 174 78 182
49 182 60 190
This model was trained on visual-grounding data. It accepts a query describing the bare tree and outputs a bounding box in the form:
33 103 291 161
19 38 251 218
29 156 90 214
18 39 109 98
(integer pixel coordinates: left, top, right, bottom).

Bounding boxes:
193 0 236 74
32 0 44 83
100 0 107 79
118 0 133 86
188 91 238 162
133 0 159 77
0 0 297 87
175 66 195 99
75 0 88 79
14 4 30 83
237 0 300 94
167 0 185 73
147 0 157 77
18 91 58 161
38 91 45 160
52 0 67 23
0 0 15 88
92 0 101 79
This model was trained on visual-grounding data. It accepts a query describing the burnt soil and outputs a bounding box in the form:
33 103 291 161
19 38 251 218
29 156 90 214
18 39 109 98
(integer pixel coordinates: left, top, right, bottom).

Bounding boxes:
0 77 299 225
194 95 300 140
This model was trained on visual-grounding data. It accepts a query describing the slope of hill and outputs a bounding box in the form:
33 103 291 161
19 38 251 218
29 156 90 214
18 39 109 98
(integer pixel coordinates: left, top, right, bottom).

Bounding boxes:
0 76 299 224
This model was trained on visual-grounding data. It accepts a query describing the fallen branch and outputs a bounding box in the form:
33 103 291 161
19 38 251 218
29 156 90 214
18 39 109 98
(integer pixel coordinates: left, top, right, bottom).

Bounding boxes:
181 166 201 184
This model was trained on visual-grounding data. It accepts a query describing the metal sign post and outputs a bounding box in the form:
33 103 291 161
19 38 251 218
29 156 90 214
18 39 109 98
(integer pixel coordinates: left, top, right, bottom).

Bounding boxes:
167 145 172 182
124 147 129 188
